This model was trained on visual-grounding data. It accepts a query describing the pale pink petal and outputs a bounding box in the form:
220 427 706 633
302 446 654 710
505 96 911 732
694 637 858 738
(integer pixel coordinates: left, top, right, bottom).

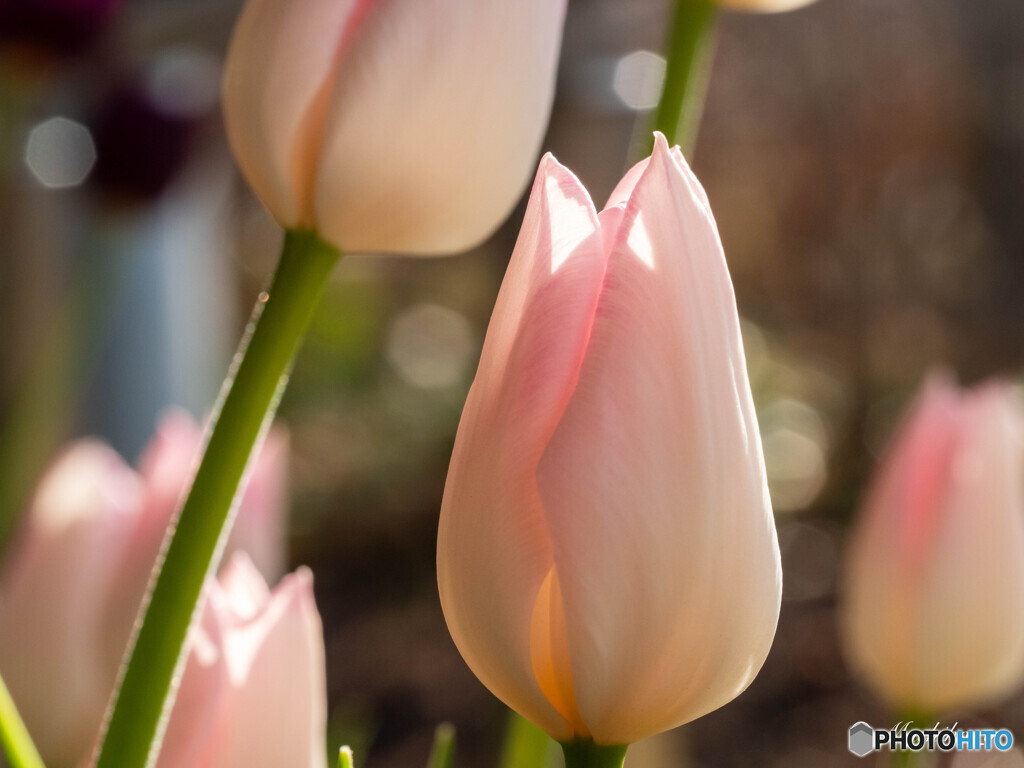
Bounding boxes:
438 155 607 740
225 428 290 582
213 563 327 768
535 135 781 743
843 378 1024 713
606 141 710 216
154 585 230 768
0 443 143 765
218 552 273 623
314 0 568 254
222 0 361 228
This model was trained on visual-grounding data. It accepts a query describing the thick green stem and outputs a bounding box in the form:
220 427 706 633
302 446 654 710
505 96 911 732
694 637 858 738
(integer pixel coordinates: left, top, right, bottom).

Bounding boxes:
94 229 340 768
651 0 718 160
0 671 44 768
888 712 935 768
560 739 628 768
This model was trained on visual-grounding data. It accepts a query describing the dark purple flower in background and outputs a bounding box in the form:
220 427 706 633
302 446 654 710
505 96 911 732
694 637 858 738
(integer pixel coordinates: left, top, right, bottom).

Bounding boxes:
0 0 124 56
90 52 221 203
90 85 194 202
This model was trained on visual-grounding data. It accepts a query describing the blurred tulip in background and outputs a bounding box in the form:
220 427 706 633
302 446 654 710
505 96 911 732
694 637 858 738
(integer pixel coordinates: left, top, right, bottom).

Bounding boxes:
221 0 567 255
438 135 782 747
715 0 822 13
0 412 288 765
156 553 327 768
841 376 1024 717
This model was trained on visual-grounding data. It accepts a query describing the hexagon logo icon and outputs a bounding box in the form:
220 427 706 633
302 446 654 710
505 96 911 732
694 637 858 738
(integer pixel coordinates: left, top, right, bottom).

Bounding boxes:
849 721 875 758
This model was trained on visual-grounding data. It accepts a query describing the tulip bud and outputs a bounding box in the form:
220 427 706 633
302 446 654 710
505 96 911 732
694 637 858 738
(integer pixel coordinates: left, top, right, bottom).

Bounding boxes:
437 134 782 747
841 376 1024 716
222 0 567 255
715 0 821 12
0 414 290 765
156 553 327 768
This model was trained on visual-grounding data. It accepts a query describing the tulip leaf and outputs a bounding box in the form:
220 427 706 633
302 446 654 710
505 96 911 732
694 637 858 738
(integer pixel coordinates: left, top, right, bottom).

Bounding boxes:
426 723 456 768
0 672 45 768
338 746 355 768
498 712 562 768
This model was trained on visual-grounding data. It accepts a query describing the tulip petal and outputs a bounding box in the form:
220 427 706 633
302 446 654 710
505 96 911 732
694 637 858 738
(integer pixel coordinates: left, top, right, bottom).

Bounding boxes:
314 0 567 254
916 385 1024 709
155 585 230 768
223 0 360 227
225 427 290 581
213 557 327 767
0 443 142 765
438 156 607 741
535 136 781 743
843 379 1024 713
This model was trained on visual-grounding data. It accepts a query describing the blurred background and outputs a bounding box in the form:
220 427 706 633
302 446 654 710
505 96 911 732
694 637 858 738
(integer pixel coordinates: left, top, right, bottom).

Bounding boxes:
1 0 1023 765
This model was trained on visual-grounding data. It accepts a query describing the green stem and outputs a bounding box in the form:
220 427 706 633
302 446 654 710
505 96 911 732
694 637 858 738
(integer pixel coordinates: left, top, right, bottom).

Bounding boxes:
650 0 718 160
888 712 934 768
425 723 456 768
94 229 340 768
499 712 559 768
560 739 628 768
0 671 45 768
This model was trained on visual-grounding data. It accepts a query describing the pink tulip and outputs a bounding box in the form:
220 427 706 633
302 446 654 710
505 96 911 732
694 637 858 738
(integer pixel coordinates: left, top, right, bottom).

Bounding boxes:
0 443 141 766
437 134 782 746
156 553 327 768
0 412 289 765
842 376 1024 715
222 0 567 255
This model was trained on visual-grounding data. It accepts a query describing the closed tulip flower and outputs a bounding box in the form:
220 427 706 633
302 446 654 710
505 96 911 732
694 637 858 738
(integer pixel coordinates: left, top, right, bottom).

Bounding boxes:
156 553 327 768
0 414 289 765
222 0 567 255
437 135 782 756
842 376 1024 717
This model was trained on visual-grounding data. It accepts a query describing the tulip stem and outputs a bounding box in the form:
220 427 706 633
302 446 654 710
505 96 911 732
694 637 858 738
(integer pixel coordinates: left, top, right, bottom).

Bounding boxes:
560 739 628 768
426 723 456 768
0 671 45 768
94 229 341 768
650 0 718 161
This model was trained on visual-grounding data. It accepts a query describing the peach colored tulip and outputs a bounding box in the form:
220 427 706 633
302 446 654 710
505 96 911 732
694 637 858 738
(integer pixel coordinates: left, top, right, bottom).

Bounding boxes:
156 553 327 768
0 413 289 765
437 134 782 746
841 376 1024 716
715 0 821 12
222 0 567 255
